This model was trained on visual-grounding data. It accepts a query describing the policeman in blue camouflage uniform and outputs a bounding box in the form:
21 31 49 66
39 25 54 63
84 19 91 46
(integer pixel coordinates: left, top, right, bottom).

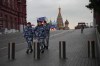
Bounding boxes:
34 17 46 53
23 22 33 54
42 17 50 49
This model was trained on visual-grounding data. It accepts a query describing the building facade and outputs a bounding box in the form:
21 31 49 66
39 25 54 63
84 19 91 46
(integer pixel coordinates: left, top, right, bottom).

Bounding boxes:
0 0 27 33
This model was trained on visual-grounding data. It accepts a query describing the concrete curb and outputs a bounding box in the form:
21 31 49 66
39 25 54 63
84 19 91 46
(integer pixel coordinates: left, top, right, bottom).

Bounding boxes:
96 28 100 65
96 28 100 45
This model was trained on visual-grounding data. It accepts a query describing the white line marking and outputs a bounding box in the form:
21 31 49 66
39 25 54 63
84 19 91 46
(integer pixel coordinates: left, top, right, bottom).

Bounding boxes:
16 42 26 46
50 31 66 37
0 47 8 50
0 42 27 50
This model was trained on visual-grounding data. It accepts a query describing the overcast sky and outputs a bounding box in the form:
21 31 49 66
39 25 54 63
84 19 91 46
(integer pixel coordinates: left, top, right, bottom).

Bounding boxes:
27 0 93 29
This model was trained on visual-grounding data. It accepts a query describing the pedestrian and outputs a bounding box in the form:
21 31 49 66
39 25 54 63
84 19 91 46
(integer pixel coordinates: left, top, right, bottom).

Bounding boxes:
23 22 33 54
43 18 50 49
81 25 84 33
34 17 46 53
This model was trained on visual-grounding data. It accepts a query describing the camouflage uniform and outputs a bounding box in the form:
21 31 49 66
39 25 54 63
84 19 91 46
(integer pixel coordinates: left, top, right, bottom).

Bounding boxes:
23 26 33 53
34 25 46 53
44 23 50 49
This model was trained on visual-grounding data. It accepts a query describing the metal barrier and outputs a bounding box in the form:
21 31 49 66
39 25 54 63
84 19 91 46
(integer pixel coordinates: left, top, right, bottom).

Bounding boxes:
8 42 15 60
33 40 40 60
59 41 66 59
88 40 95 58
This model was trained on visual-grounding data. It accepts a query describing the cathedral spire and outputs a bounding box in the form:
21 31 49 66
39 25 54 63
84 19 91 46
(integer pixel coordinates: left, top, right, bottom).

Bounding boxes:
57 7 64 30
59 6 61 13
58 6 62 18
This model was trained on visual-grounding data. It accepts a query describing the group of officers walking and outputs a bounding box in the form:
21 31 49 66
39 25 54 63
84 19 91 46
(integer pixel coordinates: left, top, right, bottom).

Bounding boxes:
23 17 50 54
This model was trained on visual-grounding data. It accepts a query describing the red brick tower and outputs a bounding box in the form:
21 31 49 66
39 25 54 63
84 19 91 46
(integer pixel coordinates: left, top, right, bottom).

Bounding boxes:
57 7 64 30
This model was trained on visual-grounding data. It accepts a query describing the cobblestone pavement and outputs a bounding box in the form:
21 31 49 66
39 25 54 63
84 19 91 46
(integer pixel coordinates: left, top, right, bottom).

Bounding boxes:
0 28 98 66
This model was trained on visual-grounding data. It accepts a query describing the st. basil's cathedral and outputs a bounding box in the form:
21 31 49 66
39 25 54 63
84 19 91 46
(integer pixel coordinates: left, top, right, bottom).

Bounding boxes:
56 7 70 30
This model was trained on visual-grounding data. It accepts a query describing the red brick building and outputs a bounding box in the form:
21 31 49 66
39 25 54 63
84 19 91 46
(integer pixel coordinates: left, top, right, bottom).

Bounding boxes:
0 0 27 33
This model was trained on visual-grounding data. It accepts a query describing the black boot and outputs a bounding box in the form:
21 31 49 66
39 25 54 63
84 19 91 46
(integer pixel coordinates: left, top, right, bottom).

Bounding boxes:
45 46 48 49
45 43 48 50
30 49 33 53
30 45 33 53
41 50 44 53
41 46 44 53
26 49 29 54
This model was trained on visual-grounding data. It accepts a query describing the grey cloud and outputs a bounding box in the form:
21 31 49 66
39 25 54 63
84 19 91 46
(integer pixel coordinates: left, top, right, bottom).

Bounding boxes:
27 0 93 29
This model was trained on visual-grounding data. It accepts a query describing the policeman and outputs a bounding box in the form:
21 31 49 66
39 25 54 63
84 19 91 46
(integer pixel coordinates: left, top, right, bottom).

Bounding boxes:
34 17 46 53
43 18 50 49
81 25 84 33
23 22 33 54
